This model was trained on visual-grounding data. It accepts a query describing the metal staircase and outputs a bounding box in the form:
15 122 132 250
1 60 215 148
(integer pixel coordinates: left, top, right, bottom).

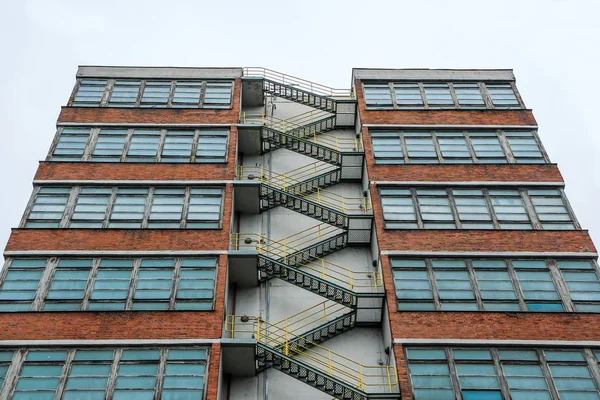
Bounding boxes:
228 69 399 399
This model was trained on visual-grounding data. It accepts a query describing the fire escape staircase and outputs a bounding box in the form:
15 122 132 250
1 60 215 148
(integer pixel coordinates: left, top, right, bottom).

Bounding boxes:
227 69 400 399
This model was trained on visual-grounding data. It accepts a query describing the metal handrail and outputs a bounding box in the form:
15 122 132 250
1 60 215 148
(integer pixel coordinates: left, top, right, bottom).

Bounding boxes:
243 67 353 98
236 165 371 214
229 232 382 290
224 314 397 392
239 112 362 152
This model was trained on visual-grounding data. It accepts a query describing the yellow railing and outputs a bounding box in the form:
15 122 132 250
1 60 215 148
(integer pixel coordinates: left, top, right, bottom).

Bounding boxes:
229 231 382 291
225 314 397 393
236 165 371 214
239 112 362 152
243 67 353 98
240 109 333 127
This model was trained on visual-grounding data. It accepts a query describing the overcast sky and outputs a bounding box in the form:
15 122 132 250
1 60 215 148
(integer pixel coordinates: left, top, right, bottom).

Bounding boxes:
1 0 599 250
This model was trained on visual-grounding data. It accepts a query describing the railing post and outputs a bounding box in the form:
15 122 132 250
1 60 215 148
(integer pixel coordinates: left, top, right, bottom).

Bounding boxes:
348 271 353 290
341 197 345 213
358 365 364 390
321 259 325 279
283 238 287 264
284 319 289 356
387 367 393 393
231 317 235 339
257 318 261 342
327 350 332 375
317 188 321 204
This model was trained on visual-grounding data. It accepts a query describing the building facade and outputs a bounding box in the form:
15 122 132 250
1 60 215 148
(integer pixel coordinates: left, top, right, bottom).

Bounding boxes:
0 66 597 399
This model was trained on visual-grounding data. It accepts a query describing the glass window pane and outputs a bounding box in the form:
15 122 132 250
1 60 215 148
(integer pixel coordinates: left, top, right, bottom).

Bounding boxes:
73 80 107 106
109 80 141 107
364 83 393 107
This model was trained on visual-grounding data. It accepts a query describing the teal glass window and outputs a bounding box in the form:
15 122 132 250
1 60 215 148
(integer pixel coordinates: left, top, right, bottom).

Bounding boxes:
204 81 233 108
175 258 217 310
172 81 202 107
404 131 438 163
113 350 160 399
452 189 494 229
108 188 149 228
416 189 455 229
63 350 114 400
505 131 545 163
126 130 161 162
140 81 171 108
73 80 107 106
436 131 473 163
453 83 485 108
379 189 418 229
363 83 393 107
88 259 134 310
44 259 93 311
51 128 90 161
186 188 223 228
469 131 507 163
558 260 600 312
0 351 13 393
528 189 575 230
13 351 67 399
393 83 423 107
91 129 128 162
108 80 141 107
131 259 176 310
163 349 207 399
488 190 531 229
370 131 404 164
486 83 521 108
0 259 46 311
423 83 454 108
70 187 112 228
161 130 194 162
196 130 228 162
147 189 185 228
391 259 434 310
25 187 70 228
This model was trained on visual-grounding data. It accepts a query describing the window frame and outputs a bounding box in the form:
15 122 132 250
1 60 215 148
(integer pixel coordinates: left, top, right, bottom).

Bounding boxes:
0 256 219 312
369 128 549 165
378 186 579 231
362 80 525 110
391 257 599 313
69 78 234 109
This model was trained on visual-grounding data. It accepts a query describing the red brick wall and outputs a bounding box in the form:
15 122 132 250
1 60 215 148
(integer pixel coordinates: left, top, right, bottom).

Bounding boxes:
355 79 537 125
58 78 241 124
36 127 238 181
206 343 222 400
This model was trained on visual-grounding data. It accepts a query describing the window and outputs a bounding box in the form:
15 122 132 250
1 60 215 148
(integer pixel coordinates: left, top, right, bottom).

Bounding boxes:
44 259 93 311
140 81 171 107
0 347 208 399
108 188 149 228
380 186 574 231
172 81 203 107
469 131 507 163
558 260 600 312
51 128 91 161
379 189 418 229
528 189 575 230
0 257 218 312
393 83 423 108
196 129 228 162
488 190 531 229
25 187 71 228
362 81 523 110
51 127 229 163
370 131 404 164
91 129 128 162
370 129 546 165
126 129 162 162
453 83 485 108
0 259 46 311
23 185 224 229
407 347 600 400
71 78 233 108
70 187 112 228
404 132 438 163
513 260 563 311
436 131 472 163
89 259 134 310
204 81 233 108
72 80 107 106
487 83 520 108
162 130 194 162
0 351 13 393
423 83 454 108
416 189 455 229
452 189 494 229
148 188 185 228
390 257 600 312
63 350 113 399
108 80 141 107
363 83 393 107
505 131 545 163
13 350 67 399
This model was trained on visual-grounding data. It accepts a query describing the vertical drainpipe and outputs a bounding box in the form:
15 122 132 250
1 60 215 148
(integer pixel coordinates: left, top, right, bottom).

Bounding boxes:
264 95 274 400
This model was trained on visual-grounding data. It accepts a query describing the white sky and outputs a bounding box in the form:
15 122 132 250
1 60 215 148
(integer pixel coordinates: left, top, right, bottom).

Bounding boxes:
0 0 599 250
